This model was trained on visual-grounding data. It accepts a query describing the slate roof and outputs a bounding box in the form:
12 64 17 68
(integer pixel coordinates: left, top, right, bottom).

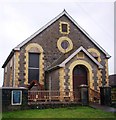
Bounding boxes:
47 46 103 71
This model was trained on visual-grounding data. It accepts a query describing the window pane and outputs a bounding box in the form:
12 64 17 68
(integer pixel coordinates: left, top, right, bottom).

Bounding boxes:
29 53 39 68
62 24 67 32
28 69 39 83
61 40 69 49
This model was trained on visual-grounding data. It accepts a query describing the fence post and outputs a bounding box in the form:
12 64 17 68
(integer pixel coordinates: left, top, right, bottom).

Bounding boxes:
100 86 111 106
80 84 89 105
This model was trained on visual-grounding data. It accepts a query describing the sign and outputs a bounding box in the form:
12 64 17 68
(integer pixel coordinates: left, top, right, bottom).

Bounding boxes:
12 90 22 105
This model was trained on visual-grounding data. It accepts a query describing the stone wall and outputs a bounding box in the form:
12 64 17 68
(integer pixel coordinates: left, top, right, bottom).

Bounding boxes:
1 87 28 112
17 15 107 87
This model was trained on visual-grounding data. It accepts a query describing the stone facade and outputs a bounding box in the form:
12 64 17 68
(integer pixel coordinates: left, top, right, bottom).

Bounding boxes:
1 87 28 112
2 10 110 101
3 56 14 87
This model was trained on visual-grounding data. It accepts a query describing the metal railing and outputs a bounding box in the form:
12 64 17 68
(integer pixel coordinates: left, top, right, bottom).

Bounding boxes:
89 88 100 102
28 90 81 104
28 90 60 102
28 89 116 104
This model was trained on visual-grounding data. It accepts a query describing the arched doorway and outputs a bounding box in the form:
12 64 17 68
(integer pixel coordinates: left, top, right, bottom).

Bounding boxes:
73 65 88 101
73 65 88 90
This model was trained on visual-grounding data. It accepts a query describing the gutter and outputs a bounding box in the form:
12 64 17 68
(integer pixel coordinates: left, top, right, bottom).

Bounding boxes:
46 65 61 72
2 48 20 68
2 50 14 68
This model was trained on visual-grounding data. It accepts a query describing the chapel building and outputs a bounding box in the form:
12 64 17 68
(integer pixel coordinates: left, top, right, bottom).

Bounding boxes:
2 10 111 101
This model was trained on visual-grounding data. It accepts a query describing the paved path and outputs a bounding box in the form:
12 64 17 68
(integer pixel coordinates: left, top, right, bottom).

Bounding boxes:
89 103 116 113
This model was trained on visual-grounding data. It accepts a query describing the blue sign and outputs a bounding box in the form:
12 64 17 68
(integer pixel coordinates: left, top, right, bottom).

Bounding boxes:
12 90 22 105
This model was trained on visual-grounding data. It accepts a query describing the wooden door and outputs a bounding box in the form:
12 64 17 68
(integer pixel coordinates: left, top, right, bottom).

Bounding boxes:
73 65 88 101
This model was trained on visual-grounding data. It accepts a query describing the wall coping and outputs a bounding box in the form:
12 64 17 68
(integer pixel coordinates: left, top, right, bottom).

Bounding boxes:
0 87 27 90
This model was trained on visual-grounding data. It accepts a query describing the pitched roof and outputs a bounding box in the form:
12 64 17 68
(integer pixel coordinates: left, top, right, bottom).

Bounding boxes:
2 10 111 68
14 10 110 58
47 46 103 71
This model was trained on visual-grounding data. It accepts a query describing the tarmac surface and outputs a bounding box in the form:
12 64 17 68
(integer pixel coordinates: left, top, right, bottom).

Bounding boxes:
90 103 116 113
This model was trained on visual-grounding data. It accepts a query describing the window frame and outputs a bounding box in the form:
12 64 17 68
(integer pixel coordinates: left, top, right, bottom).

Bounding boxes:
62 23 68 32
57 37 73 53
59 21 70 34
28 53 40 82
11 90 22 105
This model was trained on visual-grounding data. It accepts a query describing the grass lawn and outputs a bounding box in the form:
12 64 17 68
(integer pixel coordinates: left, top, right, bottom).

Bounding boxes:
2 106 115 119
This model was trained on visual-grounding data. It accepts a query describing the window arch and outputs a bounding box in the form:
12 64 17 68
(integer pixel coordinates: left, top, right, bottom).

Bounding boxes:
57 37 73 53
24 43 44 85
88 48 101 62
59 21 70 34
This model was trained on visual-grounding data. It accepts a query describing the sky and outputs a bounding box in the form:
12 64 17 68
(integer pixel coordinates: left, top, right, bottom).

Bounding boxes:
0 0 114 87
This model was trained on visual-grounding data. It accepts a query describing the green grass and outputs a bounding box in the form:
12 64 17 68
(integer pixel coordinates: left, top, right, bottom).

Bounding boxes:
2 106 115 118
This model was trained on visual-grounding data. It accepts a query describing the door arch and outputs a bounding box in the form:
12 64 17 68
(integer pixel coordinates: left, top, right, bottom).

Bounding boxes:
73 65 88 91
68 60 93 101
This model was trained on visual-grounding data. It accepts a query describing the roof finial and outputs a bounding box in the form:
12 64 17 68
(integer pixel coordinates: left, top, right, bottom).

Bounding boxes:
63 9 66 12
63 9 68 14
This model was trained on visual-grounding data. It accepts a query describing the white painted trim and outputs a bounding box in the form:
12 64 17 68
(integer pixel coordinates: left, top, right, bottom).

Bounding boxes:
5 66 7 73
1 87 27 89
11 90 22 105
28 67 39 69
14 10 110 58
10 58 13 68
59 46 103 69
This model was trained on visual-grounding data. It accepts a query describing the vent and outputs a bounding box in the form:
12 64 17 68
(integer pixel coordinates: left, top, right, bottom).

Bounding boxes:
77 52 84 58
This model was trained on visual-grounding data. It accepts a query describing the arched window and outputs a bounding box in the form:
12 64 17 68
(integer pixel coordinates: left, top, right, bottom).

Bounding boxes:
24 43 44 85
28 53 40 83
88 48 101 62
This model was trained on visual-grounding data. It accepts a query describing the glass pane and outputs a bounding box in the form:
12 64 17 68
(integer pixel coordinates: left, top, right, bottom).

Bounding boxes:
28 69 39 83
62 24 67 32
61 40 69 49
29 53 39 68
